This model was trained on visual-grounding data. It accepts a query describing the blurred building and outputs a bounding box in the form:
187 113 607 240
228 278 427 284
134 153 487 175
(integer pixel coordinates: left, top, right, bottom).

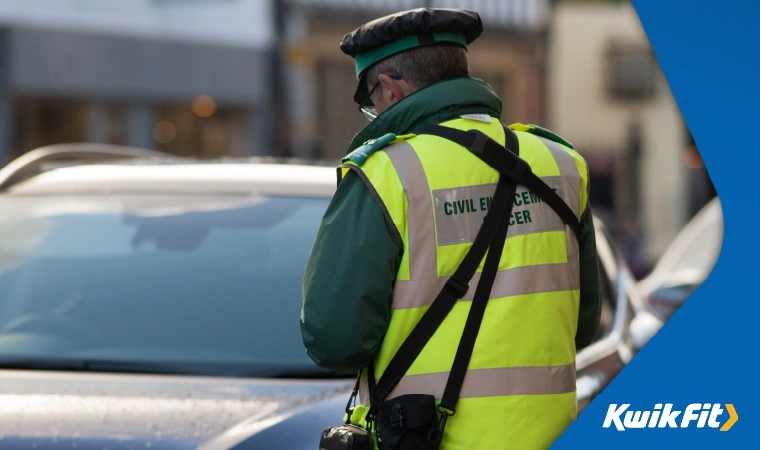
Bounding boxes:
0 0 550 163
546 0 715 268
280 0 550 161
0 0 276 162
0 0 712 270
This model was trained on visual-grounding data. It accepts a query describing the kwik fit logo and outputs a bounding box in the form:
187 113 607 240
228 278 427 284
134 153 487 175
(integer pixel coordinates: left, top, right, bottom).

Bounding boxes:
603 403 738 431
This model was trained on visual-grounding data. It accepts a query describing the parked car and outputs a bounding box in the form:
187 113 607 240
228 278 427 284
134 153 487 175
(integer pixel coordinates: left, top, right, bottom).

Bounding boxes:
575 215 655 412
637 197 723 321
0 144 647 448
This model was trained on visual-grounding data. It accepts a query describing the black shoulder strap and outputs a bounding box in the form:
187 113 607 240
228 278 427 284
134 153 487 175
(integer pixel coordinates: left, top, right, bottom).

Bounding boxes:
414 125 581 239
369 124 582 419
369 175 517 406
369 127 523 410
439 178 512 414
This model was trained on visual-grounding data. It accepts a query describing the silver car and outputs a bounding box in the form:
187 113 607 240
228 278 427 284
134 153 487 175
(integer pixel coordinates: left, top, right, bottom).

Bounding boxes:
0 144 647 448
637 197 723 321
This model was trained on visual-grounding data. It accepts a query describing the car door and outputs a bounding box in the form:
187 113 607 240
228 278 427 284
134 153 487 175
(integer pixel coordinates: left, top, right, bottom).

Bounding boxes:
575 217 644 412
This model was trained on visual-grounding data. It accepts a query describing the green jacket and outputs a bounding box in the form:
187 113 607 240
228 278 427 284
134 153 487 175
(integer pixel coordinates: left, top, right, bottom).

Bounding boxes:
301 77 601 373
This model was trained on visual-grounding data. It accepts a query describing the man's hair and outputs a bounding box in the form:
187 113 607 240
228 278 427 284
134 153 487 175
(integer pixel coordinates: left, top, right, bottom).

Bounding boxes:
365 44 469 96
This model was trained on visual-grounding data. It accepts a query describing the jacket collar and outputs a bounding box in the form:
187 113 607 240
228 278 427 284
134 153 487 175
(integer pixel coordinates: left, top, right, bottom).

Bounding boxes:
346 77 503 153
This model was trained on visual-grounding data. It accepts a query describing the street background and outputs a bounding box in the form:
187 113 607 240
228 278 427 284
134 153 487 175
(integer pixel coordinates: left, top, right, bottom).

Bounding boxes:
0 0 715 276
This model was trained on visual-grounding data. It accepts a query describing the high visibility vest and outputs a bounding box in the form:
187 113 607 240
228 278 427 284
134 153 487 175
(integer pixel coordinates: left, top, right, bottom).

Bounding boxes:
340 117 589 450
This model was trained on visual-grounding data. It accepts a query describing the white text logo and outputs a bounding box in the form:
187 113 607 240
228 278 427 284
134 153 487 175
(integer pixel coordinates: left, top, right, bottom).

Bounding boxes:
602 403 738 431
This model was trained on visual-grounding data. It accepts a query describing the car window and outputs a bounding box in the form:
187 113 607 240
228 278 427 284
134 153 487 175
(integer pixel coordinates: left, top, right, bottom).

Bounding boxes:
0 194 329 373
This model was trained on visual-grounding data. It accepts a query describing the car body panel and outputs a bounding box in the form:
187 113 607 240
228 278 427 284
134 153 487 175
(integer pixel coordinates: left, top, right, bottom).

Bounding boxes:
7 162 340 198
574 217 642 410
0 369 352 449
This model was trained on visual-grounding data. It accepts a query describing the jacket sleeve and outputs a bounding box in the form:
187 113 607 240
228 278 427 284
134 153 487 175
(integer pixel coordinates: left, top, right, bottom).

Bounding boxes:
575 207 602 350
301 169 403 374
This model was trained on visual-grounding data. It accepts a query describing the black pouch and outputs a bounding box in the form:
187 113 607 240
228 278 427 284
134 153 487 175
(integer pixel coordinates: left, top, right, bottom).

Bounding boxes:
375 394 442 450
319 423 372 450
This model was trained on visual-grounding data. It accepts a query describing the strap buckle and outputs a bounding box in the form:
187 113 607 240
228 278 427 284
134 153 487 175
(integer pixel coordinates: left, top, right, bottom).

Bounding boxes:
444 276 469 298
344 392 356 419
344 372 361 422
428 407 455 444
365 406 382 445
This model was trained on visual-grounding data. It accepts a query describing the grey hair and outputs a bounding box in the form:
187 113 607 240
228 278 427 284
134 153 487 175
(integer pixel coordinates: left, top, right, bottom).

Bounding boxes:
365 44 469 97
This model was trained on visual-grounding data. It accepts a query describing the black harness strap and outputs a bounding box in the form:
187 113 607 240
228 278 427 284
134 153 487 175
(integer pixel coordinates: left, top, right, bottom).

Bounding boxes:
369 173 515 407
369 126 526 409
366 124 583 445
414 124 582 239
439 177 514 414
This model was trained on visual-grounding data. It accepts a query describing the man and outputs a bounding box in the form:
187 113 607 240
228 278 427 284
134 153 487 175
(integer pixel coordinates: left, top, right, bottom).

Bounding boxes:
302 8 601 450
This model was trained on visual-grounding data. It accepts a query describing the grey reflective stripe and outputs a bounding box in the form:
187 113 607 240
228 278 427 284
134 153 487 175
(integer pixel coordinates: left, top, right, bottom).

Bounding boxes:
392 261 579 310
536 136 583 280
387 363 576 400
535 136 582 219
383 142 438 279
359 377 370 406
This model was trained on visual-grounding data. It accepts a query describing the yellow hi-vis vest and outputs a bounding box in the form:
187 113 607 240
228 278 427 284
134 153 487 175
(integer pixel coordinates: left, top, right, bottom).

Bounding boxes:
340 117 590 450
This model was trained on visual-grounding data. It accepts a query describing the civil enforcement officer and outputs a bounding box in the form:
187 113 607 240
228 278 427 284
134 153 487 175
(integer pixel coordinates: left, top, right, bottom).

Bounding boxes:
301 8 601 450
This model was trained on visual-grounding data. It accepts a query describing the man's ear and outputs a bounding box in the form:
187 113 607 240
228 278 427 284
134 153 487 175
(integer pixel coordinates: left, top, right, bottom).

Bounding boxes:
378 73 406 103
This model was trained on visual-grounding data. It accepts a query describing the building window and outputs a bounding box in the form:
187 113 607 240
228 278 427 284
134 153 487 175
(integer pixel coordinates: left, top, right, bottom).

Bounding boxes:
12 98 248 162
14 98 92 160
154 105 247 158
605 42 657 100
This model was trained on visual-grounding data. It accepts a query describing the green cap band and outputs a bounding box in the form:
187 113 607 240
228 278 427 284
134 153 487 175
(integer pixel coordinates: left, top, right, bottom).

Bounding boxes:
353 32 468 79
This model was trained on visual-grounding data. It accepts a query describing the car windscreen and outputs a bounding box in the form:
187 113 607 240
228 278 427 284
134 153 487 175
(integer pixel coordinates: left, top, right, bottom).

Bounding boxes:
0 194 333 376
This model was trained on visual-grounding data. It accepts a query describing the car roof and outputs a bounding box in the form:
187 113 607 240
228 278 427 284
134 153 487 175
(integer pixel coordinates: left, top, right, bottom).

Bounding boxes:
3 160 339 197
